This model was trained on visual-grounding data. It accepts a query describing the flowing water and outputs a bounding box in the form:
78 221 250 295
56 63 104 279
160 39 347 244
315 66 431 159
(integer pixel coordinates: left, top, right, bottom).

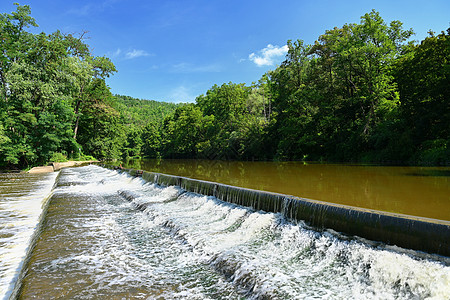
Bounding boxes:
126 159 450 221
0 172 58 300
3 165 449 299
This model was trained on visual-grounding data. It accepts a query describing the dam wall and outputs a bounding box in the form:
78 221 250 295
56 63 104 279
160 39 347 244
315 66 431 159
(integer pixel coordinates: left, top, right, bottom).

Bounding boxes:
106 165 450 257
27 161 98 173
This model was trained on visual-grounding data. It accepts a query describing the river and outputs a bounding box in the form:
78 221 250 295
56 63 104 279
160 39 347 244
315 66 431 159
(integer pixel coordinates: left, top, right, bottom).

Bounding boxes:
0 172 57 299
1 165 448 299
124 159 450 221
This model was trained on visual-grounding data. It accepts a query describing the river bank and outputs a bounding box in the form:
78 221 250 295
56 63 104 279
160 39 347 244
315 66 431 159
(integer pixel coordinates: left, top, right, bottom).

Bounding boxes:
27 161 99 173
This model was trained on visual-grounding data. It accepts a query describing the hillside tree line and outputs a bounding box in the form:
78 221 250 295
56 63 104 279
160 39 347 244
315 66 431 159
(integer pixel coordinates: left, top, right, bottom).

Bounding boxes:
0 4 178 169
1 5 448 168
154 10 449 164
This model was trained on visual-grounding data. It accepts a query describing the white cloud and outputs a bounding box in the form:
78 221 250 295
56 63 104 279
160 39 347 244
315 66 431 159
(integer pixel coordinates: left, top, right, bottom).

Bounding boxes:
249 44 288 67
169 86 196 103
67 4 93 16
125 49 151 59
108 48 122 58
171 62 221 73
68 0 120 16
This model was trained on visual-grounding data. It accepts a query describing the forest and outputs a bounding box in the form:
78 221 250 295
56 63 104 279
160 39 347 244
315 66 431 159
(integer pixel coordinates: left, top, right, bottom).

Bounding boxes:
0 4 448 169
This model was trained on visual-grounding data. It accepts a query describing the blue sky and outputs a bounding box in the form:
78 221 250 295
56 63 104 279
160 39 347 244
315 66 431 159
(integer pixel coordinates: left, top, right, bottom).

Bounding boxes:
1 1 449 103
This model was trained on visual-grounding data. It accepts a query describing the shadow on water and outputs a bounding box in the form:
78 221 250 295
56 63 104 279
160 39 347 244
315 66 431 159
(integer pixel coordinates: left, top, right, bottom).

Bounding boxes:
404 170 450 177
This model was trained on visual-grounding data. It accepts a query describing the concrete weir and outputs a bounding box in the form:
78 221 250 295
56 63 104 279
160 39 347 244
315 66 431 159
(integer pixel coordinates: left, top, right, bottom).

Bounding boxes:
27 161 98 173
106 165 450 257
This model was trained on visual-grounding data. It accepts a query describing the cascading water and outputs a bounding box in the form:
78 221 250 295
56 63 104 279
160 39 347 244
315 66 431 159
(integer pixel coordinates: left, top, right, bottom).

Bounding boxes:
0 172 58 300
5 165 450 299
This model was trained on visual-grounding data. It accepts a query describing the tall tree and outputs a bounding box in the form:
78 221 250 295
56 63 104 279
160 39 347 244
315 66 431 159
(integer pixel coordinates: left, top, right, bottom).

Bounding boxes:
72 55 117 141
76 78 124 160
0 3 37 101
161 104 215 158
268 39 317 159
196 82 250 130
142 122 161 158
313 10 413 136
395 28 450 163
0 4 119 167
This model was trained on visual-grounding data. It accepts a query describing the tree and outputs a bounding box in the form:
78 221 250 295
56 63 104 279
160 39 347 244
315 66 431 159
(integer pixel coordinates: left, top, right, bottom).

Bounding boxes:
268 39 318 159
161 104 215 158
196 82 250 131
122 124 143 159
0 3 37 101
114 94 179 127
395 28 450 163
314 10 412 137
76 78 125 160
72 55 117 141
1 27 80 165
142 122 161 158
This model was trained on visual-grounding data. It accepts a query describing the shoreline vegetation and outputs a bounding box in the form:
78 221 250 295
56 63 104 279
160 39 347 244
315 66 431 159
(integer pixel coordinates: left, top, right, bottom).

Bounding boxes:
1 5 448 171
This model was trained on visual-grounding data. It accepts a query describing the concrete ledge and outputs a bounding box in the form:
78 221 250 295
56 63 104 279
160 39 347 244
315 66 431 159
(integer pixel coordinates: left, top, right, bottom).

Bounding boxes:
103 165 450 256
26 166 55 173
28 161 98 173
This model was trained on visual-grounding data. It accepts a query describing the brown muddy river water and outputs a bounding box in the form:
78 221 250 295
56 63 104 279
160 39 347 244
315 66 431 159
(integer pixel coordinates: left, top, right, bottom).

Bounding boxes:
126 159 450 221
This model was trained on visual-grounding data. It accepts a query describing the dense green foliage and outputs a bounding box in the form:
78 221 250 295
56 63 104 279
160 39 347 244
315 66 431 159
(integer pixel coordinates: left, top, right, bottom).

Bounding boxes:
151 10 449 165
114 94 179 127
1 5 448 168
0 4 176 168
0 4 121 168
114 95 180 159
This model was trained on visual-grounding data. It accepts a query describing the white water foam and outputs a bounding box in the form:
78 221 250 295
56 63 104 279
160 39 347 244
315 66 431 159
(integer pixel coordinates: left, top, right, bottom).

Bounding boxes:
13 165 450 299
28 165 239 299
131 177 450 299
0 172 58 300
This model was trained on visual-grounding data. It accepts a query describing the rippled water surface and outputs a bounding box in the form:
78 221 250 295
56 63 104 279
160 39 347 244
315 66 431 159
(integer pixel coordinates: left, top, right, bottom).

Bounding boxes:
123 159 450 221
9 166 449 299
0 172 57 300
